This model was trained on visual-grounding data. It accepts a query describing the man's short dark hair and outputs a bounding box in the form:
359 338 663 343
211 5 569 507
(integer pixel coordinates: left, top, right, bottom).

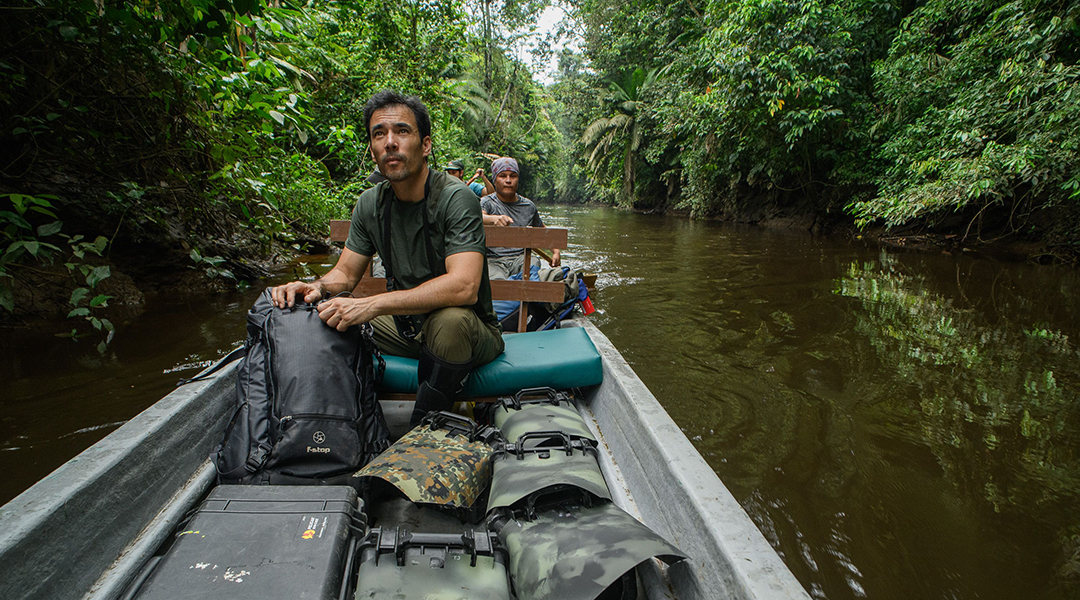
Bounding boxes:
363 90 431 141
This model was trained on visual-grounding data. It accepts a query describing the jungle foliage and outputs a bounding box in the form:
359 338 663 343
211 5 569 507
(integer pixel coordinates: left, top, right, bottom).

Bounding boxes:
1 0 561 335
553 0 1080 250
4 0 1079 336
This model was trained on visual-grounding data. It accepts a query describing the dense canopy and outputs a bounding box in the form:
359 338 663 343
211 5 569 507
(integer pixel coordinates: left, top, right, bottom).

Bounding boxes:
2 0 1078 341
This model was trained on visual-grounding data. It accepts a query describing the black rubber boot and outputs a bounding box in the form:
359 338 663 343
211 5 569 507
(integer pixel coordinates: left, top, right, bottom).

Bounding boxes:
410 346 472 427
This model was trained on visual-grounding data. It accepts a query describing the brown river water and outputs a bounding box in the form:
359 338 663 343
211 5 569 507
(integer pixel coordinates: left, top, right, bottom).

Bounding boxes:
3 205 1079 600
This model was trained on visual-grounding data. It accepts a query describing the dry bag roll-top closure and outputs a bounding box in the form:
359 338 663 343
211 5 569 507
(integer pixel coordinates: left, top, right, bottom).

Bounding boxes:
212 288 390 486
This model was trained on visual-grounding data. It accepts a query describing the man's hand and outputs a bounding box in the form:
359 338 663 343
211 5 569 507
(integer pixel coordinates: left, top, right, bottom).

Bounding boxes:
271 280 324 309
317 296 380 331
550 248 561 267
483 213 514 226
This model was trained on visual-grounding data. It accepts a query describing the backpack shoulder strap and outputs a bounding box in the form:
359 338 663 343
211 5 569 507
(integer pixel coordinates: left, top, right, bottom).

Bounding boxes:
176 346 246 386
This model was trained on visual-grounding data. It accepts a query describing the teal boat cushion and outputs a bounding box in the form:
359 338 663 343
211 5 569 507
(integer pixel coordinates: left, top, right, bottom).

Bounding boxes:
377 327 603 396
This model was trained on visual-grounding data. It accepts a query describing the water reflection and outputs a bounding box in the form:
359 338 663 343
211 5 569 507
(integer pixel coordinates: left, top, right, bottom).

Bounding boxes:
542 205 1080 600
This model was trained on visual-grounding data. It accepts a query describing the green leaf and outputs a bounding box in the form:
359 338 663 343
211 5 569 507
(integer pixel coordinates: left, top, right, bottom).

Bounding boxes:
97 340 107 354
5 241 26 257
23 241 40 257
70 287 89 306
268 110 286 125
1 211 32 230
67 307 90 317
46 113 61 121
92 236 108 254
0 285 12 312
89 294 111 307
6 194 28 212
91 317 102 331
28 206 58 218
101 318 114 332
59 26 77 40
37 221 63 237
86 265 111 287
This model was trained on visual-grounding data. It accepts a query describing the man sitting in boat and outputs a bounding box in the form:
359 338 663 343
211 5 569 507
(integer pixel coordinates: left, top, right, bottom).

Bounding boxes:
444 159 493 198
480 156 561 279
271 90 504 426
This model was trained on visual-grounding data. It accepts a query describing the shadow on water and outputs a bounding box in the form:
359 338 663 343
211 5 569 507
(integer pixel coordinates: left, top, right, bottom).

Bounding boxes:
3 205 1079 600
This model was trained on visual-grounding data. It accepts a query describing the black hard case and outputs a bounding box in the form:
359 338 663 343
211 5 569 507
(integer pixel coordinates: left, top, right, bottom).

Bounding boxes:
126 486 362 600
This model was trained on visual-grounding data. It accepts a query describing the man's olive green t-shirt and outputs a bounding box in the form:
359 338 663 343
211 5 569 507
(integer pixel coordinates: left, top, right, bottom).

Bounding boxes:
344 169 498 326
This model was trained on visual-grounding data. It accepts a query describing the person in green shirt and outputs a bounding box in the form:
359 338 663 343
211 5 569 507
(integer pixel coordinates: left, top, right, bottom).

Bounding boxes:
271 90 504 426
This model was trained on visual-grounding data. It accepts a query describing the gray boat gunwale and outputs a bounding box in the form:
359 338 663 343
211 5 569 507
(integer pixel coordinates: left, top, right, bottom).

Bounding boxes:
0 317 810 600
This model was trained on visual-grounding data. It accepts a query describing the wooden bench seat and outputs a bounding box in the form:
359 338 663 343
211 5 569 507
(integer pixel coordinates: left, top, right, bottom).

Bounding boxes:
329 220 568 333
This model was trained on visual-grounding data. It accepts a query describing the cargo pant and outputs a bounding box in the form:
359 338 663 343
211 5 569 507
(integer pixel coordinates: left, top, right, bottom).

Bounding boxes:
486 254 526 281
370 307 504 367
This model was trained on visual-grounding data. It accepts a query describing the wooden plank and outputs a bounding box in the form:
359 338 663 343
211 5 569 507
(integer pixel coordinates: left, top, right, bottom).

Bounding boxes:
516 248 532 332
489 280 564 302
351 278 564 303
333 221 568 250
351 278 388 297
330 220 350 242
484 226 567 250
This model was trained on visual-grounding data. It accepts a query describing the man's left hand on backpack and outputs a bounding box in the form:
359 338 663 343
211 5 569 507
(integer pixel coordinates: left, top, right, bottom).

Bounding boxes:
271 280 325 309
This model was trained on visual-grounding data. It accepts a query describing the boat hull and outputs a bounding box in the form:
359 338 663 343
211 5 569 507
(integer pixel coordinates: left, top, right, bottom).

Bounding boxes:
0 318 809 600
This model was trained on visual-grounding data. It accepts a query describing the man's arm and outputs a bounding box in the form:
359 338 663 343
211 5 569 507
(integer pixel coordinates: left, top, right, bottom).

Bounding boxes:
473 169 495 196
271 247 371 309
480 198 513 226
482 211 513 226
317 251 484 331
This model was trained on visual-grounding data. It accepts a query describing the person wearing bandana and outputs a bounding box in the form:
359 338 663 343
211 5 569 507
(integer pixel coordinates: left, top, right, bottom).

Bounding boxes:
480 156 561 280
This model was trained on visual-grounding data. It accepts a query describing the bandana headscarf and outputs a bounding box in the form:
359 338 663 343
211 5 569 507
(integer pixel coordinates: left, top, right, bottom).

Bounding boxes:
491 157 519 177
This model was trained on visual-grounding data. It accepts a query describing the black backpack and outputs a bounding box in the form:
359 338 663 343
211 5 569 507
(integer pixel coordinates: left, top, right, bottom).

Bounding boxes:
211 288 391 486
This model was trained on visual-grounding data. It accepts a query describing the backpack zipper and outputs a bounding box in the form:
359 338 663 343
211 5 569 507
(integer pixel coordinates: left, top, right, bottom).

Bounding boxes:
279 413 356 428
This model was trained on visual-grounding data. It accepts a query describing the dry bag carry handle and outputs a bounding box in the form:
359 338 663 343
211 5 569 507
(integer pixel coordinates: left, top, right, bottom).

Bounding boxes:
511 430 574 458
420 411 478 439
506 386 561 410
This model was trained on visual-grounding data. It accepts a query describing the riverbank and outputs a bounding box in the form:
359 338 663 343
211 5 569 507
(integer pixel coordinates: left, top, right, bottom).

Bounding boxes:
602 194 1080 266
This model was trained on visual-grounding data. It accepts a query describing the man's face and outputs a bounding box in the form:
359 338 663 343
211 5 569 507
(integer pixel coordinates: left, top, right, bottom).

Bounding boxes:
494 170 519 196
368 104 431 183
446 169 464 180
